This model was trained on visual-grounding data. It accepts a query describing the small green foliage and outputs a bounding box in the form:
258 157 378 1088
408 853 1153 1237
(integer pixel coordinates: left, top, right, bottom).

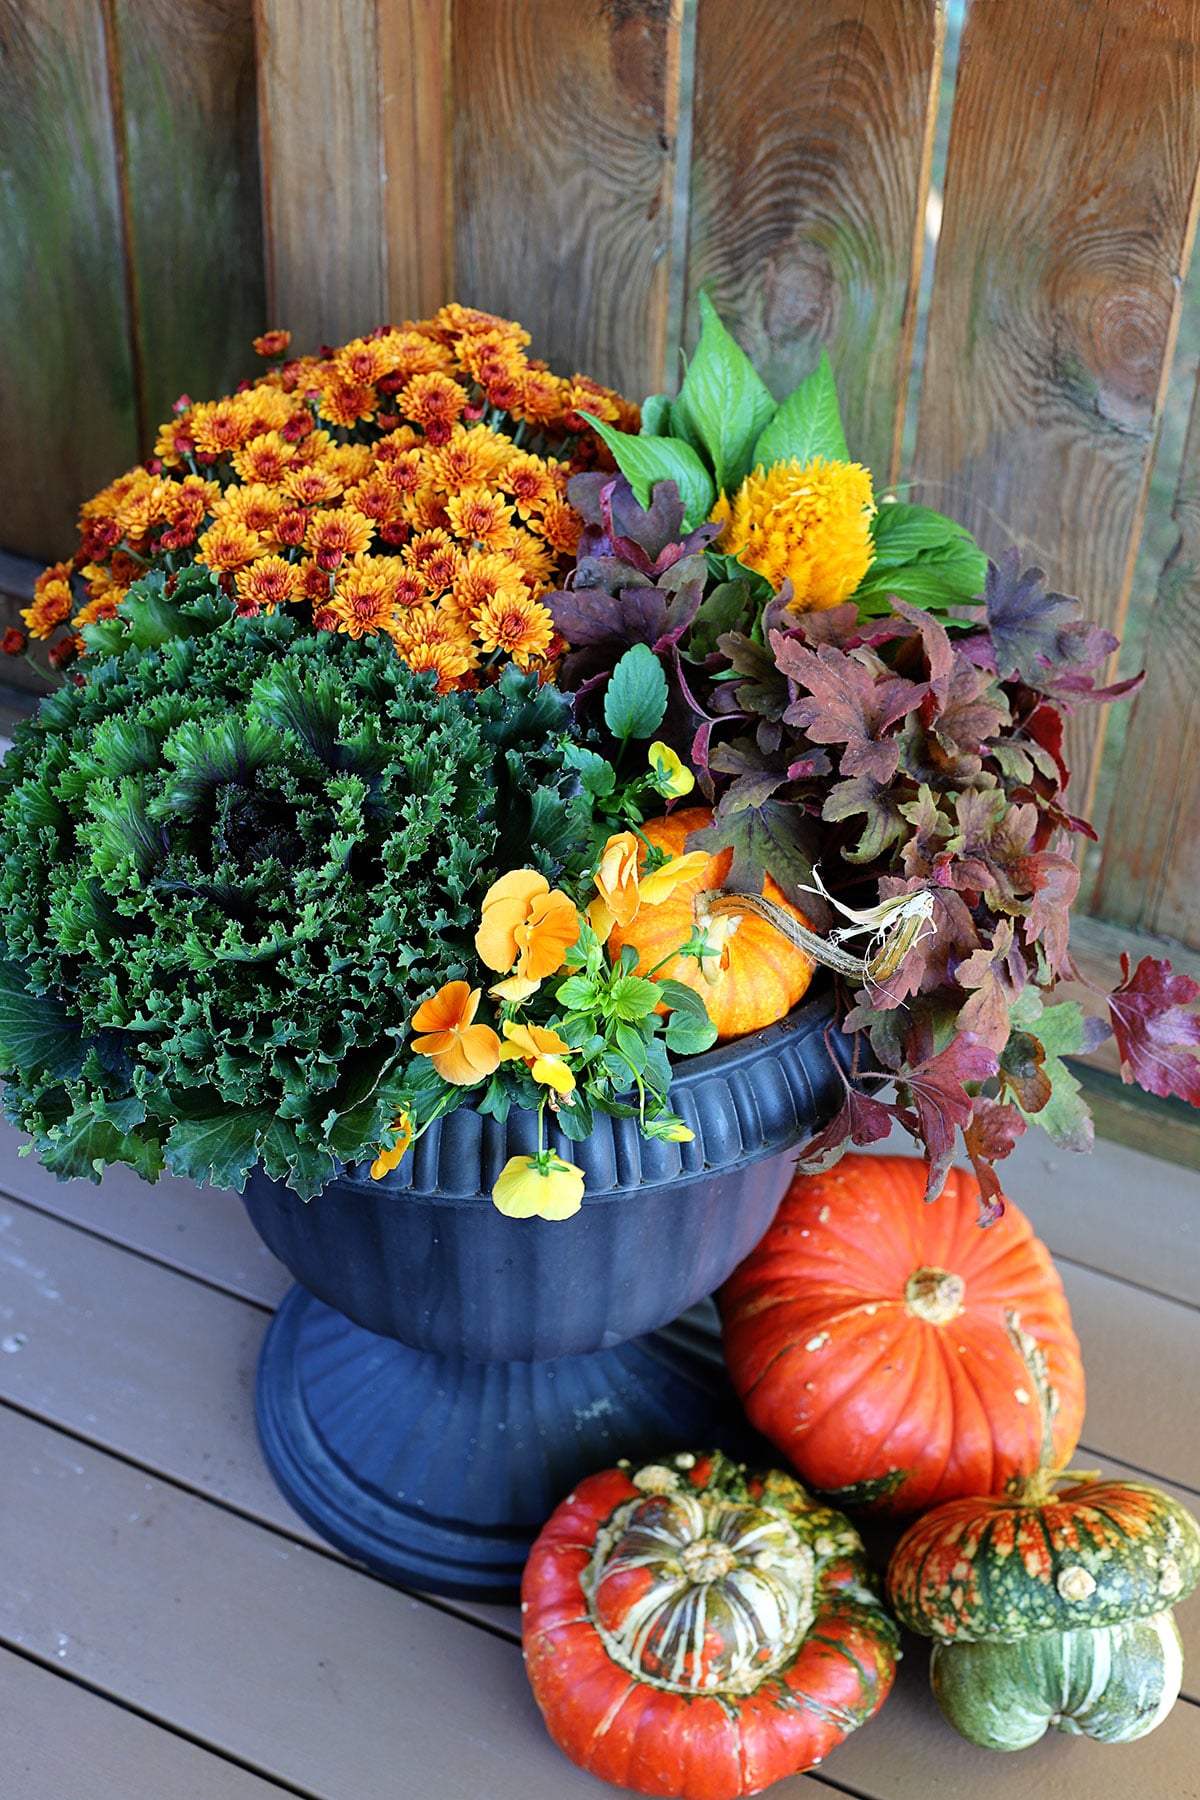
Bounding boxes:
670 293 777 493
604 644 669 745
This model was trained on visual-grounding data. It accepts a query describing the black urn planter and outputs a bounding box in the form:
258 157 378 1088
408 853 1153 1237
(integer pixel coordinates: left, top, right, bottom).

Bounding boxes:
242 988 850 1599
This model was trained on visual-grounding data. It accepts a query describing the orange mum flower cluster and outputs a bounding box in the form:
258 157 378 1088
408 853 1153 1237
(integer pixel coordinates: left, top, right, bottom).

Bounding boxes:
31 306 637 688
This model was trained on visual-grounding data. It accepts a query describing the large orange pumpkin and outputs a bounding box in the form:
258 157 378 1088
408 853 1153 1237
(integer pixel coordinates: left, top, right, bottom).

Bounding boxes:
718 1154 1085 1516
608 806 816 1041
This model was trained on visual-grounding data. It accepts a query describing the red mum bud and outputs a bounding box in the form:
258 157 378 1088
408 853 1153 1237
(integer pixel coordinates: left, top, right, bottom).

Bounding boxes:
2 627 26 655
47 635 78 671
172 393 192 415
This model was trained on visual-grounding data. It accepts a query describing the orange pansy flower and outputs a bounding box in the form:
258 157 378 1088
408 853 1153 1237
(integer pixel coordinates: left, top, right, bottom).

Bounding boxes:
476 871 581 983
410 982 501 1086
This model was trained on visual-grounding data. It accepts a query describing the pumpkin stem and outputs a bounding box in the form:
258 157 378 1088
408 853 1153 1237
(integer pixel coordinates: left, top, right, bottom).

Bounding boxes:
1003 1309 1067 1501
904 1265 966 1325
707 893 868 977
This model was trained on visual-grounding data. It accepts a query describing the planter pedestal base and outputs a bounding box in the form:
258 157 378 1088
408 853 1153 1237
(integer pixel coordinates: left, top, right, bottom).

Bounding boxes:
255 1284 756 1601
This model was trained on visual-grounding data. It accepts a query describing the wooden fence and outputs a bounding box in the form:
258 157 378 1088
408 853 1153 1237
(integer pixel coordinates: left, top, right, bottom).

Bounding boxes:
3 0 1200 968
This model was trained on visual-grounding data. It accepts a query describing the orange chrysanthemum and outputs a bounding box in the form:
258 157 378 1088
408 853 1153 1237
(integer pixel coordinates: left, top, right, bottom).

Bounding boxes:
712 456 876 611
399 371 468 439
283 463 344 508
449 551 528 625
426 424 511 493
21 577 74 639
474 590 555 668
191 399 249 458
499 453 558 519
253 328 292 358
537 494 582 557
446 486 518 553
334 335 401 387
410 981 501 1086
326 556 402 638
306 506 375 570
320 379 378 429
235 556 298 612
213 482 283 542
196 518 263 572
233 431 294 485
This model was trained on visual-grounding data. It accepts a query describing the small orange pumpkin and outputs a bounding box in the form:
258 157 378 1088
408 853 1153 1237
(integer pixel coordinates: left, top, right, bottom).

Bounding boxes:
719 1154 1086 1516
608 806 816 1041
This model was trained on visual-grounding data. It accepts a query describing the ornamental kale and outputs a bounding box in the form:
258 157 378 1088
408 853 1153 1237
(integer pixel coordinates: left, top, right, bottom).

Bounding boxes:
0 573 587 1198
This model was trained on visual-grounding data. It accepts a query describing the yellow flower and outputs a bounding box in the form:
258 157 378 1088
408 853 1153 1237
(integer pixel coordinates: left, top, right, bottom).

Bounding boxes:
591 831 709 939
648 741 695 799
410 981 501 1086
476 871 581 983
659 1119 696 1143
712 456 875 611
492 1152 585 1221
499 1020 576 1095
369 1112 414 1180
489 973 542 1004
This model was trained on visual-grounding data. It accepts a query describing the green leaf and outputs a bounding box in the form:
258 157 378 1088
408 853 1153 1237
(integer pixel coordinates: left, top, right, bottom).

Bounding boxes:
1005 993 1095 1152
604 644 669 743
752 350 849 470
584 416 716 530
608 973 665 1022
640 394 672 436
164 1100 273 1193
867 502 980 567
41 1111 164 1184
686 580 752 661
854 503 988 611
664 1010 718 1056
0 961 84 1083
672 292 777 494
562 742 617 800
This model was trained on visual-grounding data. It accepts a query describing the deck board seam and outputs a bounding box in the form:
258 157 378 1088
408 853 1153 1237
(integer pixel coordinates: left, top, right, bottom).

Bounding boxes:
0 1183 280 1314
0 1393 525 1647
6 1175 1199 1323
1076 1440 1200 1504
0 1639 317 1800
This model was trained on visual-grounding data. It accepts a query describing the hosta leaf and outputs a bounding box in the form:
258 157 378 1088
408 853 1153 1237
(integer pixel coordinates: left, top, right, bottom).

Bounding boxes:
672 293 777 493
752 350 849 471
584 416 716 529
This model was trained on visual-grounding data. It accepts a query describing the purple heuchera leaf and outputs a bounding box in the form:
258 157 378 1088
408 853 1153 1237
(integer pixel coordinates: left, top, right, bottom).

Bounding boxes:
1108 955 1200 1103
978 547 1145 704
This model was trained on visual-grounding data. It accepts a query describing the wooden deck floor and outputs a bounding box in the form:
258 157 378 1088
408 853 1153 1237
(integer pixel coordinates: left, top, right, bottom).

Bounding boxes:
1 1117 1198 1800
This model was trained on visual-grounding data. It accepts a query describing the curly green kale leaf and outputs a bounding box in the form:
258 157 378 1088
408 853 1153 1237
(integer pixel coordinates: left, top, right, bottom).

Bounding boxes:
0 603 586 1198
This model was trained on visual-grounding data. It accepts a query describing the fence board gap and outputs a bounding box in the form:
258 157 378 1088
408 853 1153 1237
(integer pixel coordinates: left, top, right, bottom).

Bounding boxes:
1093 353 1200 940
682 0 945 481
913 0 1200 815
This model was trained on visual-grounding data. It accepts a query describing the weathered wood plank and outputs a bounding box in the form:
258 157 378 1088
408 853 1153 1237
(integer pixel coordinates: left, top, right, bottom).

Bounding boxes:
0 1409 828 1799
914 0 1200 813
451 0 681 398
829 1628 1200 1800
0 0 139 560
1063 1261 1200 1493
0 1118 288 1308
114 0 265 434
378 0 450 321
996 1125 1200 1311
255 0 385 351
1094 358 1200 943
684 0 943 476
0 1185 517 1639
0 1645 295 1800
